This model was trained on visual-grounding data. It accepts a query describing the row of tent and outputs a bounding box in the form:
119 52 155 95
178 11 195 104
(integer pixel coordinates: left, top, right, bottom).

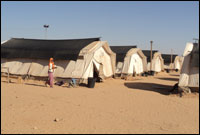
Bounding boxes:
1 38 182 79
111 46 183 76
1 37 198 89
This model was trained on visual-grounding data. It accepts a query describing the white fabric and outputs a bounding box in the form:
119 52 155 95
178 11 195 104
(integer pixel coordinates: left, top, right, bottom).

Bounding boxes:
17 60 32 75
147 62 150 71
93 47 113 77
115 62 124 74
175 60 181 70
147 58 162 72
179 56 190 87
1 60 23 74
164 64 169 69
80 53 94 79
61 60 76 78
179 43 199 87
154 56 161 72
88 62 94 78
188 67 199 87
53 60 68 77
128 53 143 74
183 43 193 57
28 60 46 76
9 61 24 74
81 46 113 79
72 41 115 79
1 59 33 75
71 59 85 78
39 65 49 77
82 60 93 78
174 56 183 70
93 59 100 71
1 60 17 73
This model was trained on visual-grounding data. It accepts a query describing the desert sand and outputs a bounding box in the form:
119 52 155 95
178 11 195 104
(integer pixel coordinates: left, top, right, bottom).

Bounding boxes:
1 71 199 134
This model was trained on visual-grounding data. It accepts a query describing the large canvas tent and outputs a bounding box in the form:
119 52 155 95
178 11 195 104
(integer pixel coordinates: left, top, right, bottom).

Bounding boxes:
178 42 199 91
142 50 164 73
161 54 178 70
110 46 137 74
1 38 116 82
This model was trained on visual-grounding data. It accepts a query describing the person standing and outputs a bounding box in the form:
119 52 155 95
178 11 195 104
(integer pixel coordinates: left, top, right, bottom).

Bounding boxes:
46 58 56 88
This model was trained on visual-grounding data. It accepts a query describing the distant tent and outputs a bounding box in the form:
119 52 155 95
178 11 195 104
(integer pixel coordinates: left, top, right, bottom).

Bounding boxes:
142 50 158 63
178 42 199 91
1 38 116 82
161 54 178 70
121 48 147 75
142 50 164 72
110 46 137 62
110 45 142 75
173 56 183 71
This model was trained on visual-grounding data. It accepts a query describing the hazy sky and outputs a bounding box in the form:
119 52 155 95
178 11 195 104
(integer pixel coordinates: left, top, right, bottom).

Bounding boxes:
1 1 199 55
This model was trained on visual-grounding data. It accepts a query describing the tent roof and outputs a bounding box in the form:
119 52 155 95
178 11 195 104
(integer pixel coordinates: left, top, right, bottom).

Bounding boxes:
161 54 178 64
142 50 158 62
110 46 137 62
1 37 100 60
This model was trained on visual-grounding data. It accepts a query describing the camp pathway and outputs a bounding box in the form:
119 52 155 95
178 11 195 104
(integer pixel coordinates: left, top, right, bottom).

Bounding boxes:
1 72 199 134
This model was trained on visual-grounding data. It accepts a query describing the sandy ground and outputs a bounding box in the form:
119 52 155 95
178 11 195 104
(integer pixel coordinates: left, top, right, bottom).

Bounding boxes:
1 71 199 134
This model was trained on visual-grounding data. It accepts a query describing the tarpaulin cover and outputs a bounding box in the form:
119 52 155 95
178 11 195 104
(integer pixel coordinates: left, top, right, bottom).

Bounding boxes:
1 38 100 60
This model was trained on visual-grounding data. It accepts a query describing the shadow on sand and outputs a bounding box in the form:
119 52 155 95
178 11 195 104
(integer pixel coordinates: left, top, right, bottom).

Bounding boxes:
124 82 173 95
156 77 179 81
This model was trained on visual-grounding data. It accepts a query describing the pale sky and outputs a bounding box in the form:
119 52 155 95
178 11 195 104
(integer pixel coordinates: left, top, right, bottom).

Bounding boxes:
1 1 199 55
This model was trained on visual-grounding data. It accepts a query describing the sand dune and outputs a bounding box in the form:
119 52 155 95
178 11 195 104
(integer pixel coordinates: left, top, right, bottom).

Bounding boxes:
1 72 199 134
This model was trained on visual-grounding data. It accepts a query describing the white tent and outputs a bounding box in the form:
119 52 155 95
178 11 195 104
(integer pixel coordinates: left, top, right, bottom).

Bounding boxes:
173 56 183 71
178 42 199 90
121 48 147 75
147 52 164 73
110 46 137 76
68 41 116 79
162 54 177 71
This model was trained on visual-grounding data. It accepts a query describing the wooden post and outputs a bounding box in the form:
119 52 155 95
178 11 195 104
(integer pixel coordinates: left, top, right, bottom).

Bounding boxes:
7 67 9 83
171 49 173 70
1 67 9 83
150 41 153 71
